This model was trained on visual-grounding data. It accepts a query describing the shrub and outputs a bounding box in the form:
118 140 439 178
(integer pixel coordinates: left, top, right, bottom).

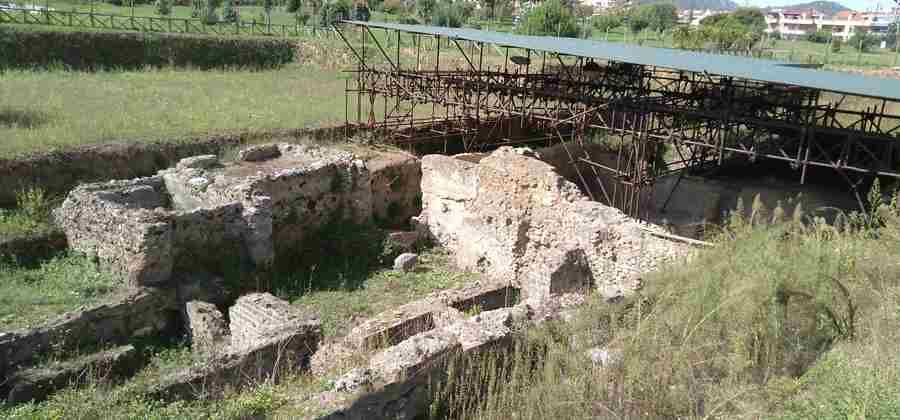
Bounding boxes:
155 0 172 16
381 0 404 14
352 1 370 21
0 27 296 70
805 29 831 44
431 1 465 28
517 0 578 38
317 0 351 26
850 31 879 53
831 37 842 53
591 13 622 33
222 0 238 22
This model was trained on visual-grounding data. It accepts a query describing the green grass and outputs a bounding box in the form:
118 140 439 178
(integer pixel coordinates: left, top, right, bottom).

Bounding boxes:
0 64 346 157
288 248 478 339
25 0 315 27
427 199 900 419
0 253 122 330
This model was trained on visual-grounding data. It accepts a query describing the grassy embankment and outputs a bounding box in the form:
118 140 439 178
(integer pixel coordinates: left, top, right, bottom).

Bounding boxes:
428 194 900 419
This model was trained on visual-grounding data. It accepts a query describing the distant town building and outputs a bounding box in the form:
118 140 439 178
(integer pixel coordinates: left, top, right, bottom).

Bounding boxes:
765 8 896 41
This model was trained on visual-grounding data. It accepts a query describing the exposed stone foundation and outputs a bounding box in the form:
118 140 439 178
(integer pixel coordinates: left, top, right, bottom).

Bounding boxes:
55 143 422 286
416 146 687 301
0 287 175 379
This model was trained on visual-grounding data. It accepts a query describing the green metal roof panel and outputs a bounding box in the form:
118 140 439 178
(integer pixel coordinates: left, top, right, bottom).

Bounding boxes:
344 20 900 102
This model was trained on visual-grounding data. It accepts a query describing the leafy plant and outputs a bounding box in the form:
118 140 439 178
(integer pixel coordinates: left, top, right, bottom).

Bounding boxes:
516 0 578 38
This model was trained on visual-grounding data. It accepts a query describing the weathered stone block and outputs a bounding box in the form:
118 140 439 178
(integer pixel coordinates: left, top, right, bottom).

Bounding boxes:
238 144 282 162
3 345 143 405
176 155 219 171
369 328 460 384
184 301 229 356
0 287 175 379
229 293 318 352
393 253 418 272
346 300 437 350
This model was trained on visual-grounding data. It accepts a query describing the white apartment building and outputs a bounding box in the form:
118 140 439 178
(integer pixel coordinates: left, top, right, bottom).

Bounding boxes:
765 9 897 41
678 9 728 26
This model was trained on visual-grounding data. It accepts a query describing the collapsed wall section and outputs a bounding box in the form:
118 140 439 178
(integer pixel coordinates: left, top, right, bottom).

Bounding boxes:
416 146 686 300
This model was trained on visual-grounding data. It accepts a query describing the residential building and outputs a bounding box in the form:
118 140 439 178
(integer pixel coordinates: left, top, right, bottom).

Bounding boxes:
765 9 896 41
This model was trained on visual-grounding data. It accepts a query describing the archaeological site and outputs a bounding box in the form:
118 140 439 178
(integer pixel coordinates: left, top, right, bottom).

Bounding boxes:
3 14 900 420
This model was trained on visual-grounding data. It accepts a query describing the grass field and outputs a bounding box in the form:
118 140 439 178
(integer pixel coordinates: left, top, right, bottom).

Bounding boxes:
0 64 347 157
19 0 313 26
0 253 121 330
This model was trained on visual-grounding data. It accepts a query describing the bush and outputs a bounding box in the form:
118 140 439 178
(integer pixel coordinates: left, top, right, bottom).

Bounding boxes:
381 0 404 14
352 1 370 21
591 13 622 33
0 27 296 70
831 37 842 53
806 29 832 44
155 0 172 16
431 1 465 28
287 0 302 13
317 0 351 26
517 0 578 38
850 31 879 53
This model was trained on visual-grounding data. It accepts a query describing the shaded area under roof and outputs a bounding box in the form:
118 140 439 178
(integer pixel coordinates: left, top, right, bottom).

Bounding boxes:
343 20 900 102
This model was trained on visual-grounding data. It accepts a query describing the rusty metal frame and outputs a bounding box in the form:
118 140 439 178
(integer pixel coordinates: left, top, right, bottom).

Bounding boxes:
334 23 900 218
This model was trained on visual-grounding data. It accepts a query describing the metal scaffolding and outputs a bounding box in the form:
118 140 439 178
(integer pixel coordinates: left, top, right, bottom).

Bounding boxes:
335 22 900 218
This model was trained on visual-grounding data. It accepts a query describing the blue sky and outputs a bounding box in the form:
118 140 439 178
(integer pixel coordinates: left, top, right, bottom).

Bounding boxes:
742 0 892 12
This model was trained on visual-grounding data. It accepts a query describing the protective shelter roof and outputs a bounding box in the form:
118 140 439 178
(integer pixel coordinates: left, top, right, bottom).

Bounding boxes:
344 20 900 101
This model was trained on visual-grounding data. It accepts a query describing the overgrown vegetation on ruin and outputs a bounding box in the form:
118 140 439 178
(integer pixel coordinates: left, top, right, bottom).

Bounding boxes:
429 195 900 419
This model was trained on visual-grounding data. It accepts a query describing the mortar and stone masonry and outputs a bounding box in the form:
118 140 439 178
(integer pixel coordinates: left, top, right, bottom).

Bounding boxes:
5 142 689 411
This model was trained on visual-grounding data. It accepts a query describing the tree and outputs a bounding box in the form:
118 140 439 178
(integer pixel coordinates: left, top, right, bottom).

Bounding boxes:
850 31 879 53
478 0 510 20
287 0 302 13
353 0 370 20
155 0 172 16
805 29 831 44
517 0 578 38
628 3 677 34
416 0 436 18
263 0 273 25
318 0 351 26
592 13 621 33
222 0 238 22
431 0 465 27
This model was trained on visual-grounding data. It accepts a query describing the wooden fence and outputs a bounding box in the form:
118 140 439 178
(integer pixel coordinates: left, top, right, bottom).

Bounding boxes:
0 7 334 38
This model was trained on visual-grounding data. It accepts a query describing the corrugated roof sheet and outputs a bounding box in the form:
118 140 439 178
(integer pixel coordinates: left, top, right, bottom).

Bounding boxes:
344 20 900 102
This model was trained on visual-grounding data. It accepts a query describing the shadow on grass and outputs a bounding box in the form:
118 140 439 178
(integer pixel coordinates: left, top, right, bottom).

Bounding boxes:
267 220 391 301
0 107 51 129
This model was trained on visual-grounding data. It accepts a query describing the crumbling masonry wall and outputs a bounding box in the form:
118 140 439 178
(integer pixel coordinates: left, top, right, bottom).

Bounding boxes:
416 147 686 300
55 144 421 286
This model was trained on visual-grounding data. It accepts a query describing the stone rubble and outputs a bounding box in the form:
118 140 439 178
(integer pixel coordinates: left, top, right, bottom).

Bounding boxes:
393 253 418 272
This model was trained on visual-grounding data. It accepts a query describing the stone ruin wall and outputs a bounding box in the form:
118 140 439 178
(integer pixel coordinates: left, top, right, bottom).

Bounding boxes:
54 143 422 287
18 141 696 413
415 146 687 301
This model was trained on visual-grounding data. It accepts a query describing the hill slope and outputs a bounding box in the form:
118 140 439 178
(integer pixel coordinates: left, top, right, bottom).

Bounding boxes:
636 0 739 11
769 1 853 14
